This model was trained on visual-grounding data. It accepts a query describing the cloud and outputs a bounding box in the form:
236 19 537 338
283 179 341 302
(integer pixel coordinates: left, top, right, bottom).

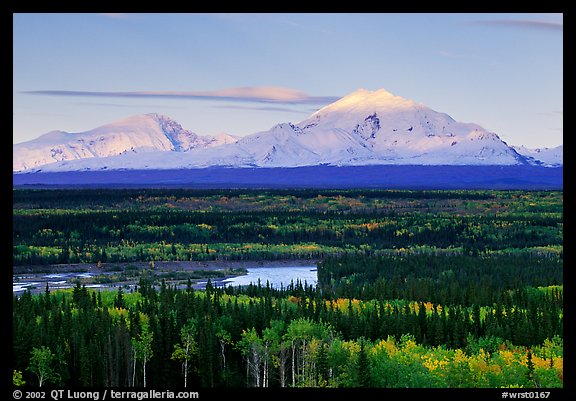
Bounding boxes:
74 102 187 110
538 110 563 117
211 105 308 113
24 87 339 105
474 19 563 32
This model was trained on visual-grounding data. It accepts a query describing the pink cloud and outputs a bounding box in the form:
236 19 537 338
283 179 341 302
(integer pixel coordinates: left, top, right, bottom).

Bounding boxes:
25 87 339 105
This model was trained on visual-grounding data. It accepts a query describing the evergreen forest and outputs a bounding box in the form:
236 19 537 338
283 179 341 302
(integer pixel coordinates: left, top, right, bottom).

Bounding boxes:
12 189 563 390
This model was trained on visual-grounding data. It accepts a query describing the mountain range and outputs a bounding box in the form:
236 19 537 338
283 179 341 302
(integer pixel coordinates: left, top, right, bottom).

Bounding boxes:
13 88 562 172
13 114 237 172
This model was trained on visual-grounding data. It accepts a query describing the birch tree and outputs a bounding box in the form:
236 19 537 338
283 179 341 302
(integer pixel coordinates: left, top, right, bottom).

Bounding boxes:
28 346 57 387
238 327 264 387
171 319 198 388
132 326 153 387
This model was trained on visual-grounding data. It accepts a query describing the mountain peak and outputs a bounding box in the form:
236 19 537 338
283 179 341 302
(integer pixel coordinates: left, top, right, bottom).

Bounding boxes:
144 112 178 124
34 130 71 143
346 87 400 99
13 113 237 171
14 89 561 172
99 113 172 128
310 88 419 119
345 87 418 107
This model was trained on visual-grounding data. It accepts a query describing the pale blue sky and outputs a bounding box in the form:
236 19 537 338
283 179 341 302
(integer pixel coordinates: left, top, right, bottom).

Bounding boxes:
13 13 563 148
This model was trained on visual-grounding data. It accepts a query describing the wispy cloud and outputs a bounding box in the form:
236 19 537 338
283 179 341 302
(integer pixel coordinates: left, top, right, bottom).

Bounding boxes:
212 105 308 113
24 87 339 105
75 102 187 110
538 110 563 117
474 18 563 32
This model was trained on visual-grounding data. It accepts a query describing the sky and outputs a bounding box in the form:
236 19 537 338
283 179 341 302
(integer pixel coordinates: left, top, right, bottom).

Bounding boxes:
13 13 563 148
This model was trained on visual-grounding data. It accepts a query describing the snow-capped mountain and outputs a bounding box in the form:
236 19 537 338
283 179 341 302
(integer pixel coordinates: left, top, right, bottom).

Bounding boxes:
512 145 563 167
14 89 561 172
13 113 238 171
202 88 529 167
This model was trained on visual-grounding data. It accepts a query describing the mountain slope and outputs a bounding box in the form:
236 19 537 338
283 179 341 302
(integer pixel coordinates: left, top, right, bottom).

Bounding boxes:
14 89 561 172
168 88 530 168
512 145 563 167
13 113 238 171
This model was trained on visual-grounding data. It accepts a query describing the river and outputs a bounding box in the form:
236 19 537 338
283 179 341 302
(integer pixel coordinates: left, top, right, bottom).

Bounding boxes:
13 263 318 295
209 265 317 289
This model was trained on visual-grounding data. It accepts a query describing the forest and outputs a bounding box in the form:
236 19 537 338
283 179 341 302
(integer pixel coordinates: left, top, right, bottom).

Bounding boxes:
12 188 563 389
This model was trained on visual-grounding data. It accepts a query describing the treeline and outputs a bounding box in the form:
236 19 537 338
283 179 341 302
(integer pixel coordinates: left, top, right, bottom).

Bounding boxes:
13 209 562 248
13 189 563 217
12 188 506 208
317 253 563 306
13 276 563 388
13 190 562 265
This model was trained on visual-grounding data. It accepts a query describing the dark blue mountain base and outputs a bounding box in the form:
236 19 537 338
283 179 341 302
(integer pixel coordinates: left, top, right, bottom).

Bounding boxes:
13 165 563 190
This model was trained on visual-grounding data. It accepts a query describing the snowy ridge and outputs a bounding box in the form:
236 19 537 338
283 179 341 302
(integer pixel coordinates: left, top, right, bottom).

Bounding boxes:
512 145 563 167
13 113 238 171
14 89 561 172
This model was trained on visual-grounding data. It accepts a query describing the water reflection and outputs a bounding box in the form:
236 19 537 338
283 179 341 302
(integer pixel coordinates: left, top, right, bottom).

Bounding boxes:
217 266 317 289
